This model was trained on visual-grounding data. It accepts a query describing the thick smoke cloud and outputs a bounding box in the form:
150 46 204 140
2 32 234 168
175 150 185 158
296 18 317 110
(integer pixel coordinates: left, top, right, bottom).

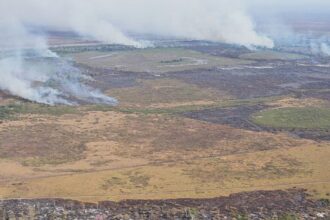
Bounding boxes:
0 19 117 105
249 0 330 57
0 55 118 105
0 0 275 105
1 0 329 104
1 0 274 48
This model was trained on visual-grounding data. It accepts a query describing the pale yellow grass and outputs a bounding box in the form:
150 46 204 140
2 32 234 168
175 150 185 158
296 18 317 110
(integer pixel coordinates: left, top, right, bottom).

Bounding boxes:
0 107 329 202
0 144 329 202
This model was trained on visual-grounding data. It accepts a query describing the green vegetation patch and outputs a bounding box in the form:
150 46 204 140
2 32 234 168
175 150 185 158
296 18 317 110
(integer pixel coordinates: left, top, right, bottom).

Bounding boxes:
252 107 330 130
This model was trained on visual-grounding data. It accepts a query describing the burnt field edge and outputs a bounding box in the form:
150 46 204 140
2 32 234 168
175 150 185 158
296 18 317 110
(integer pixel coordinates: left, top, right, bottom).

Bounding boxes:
0 188 329 219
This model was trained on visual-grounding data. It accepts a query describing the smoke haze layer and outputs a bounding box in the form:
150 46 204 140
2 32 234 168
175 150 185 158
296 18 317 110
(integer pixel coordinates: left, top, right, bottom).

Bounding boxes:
0 53 118 106
0 0 276 105
0 0 274 48
0 18 117 105
1 0 329 104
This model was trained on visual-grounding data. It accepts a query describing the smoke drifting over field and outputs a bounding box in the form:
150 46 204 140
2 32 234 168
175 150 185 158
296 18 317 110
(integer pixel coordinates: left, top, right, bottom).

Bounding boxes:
0 55 118 105
0 0 329 104
0 21 117 105
0 0 275 105
1 0 274 48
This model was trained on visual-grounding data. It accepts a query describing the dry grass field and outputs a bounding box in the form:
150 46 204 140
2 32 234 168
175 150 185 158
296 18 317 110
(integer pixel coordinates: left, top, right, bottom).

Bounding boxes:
0 96 329 202
0 47 329 206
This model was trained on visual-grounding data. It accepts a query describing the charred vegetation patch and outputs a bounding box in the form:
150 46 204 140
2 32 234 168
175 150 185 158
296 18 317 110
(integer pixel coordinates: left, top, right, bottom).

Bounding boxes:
170 70 297 99
0 189 328 219
182 104 267 132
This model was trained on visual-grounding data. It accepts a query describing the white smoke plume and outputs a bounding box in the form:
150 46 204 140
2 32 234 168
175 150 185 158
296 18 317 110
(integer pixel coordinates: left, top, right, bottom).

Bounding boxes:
0 0 276 105
321 43 330 56
1 0 274 48
309 39 330 57
4 0 329 103
0 18 117 105
0 53 118 106
249 0 330 56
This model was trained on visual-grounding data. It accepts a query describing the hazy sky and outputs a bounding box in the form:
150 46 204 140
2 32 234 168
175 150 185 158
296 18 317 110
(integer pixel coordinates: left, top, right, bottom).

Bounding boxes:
0 0 329 48
249 0 330 9
249 0 330 17
0 0 275 47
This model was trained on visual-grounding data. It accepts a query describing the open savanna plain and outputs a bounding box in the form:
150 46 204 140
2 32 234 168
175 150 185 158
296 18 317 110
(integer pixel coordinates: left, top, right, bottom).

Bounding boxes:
0 45 330 218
